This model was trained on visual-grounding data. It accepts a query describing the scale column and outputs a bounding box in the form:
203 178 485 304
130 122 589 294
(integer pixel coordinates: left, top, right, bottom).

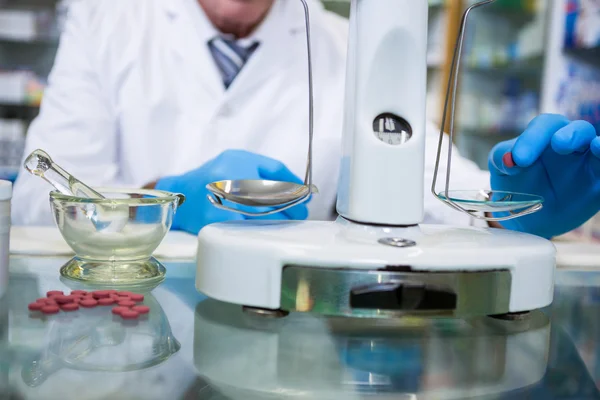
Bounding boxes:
336 0 428 226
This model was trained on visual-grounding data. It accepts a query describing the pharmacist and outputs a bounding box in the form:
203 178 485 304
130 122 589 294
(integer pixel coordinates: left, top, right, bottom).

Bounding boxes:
11 0 600 240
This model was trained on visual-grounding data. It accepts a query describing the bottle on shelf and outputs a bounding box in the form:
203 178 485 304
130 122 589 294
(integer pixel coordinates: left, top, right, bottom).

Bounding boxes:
0 119 25 182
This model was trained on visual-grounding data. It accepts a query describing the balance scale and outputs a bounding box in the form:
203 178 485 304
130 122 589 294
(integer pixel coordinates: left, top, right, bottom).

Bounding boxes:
196 0 555 319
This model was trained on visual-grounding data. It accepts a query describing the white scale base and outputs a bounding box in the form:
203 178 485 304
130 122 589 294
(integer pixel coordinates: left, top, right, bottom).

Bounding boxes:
196 217 556 317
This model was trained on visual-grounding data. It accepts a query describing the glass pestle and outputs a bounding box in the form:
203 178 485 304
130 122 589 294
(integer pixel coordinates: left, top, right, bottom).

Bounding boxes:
24 149 105 199
24 149 128 233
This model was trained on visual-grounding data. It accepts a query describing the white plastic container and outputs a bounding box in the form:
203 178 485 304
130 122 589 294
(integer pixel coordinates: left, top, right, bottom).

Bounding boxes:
0 180 11 298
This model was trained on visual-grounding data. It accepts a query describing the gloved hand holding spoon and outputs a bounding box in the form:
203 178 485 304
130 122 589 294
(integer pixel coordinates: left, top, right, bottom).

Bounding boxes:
155 149 310 235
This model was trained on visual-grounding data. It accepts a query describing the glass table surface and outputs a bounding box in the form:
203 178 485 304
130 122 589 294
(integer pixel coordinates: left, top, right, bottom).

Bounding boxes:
1 256 600 400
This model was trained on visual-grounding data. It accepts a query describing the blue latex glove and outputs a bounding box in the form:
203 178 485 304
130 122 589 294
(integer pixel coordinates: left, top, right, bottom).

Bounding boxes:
155 149 309 235
489 114 600 239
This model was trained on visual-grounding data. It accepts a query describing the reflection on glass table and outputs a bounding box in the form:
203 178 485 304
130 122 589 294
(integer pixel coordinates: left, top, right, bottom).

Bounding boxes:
1 264 200 400
20 293 180 387
3 261 600 399
549 275 600 394
193 299 551 400
0 294 8 396
5 283 181 399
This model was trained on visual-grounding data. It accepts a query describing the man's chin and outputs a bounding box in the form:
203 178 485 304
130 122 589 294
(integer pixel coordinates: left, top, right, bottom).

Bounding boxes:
198 0 274 37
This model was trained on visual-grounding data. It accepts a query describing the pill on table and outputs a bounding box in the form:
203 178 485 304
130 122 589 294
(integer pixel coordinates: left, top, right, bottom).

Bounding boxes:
98 298 115 306
131 305 149 314
118 300 136 308
45 300 58 306
80 299 98 308
129 294 144 302
92 291 110 299
71 290 87 296
117 291 133 297
112 306 129 315
55 295 75 304
120 310 139 320
28 302 44 311
106 290 117 294
36 298 50 304
503 152 515 168
41 305 60 314
61 303 79 312
46 291 63 297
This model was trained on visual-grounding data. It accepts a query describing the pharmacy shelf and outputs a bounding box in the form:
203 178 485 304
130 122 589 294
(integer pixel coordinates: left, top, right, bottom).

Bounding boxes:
0 2 59 121
470 0 538 22
457 127 521 170
0 0 59 8
564 45 600 68
0 103 39 119
456 0 550 172
465 54 545 76
458 127 521 170
322 0 445 5
461 127 520 138
0 35 58 46
322 0 446 17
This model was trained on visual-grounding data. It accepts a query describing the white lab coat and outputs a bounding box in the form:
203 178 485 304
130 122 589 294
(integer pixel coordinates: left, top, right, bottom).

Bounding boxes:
11 0 490 228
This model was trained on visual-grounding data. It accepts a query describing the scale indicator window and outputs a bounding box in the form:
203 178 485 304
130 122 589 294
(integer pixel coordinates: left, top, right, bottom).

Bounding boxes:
373 114 412 145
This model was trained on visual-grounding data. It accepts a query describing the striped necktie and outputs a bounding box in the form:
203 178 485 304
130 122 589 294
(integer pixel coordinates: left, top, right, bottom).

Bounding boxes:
208 36 260 89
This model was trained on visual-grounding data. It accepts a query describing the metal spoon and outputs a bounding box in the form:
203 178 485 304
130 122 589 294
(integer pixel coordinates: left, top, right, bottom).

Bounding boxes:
24 149 128 232
206 0 317 217
207 180 319 216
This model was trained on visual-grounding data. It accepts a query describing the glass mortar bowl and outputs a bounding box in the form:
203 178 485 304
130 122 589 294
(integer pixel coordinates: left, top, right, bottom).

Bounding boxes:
50 188 184 289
